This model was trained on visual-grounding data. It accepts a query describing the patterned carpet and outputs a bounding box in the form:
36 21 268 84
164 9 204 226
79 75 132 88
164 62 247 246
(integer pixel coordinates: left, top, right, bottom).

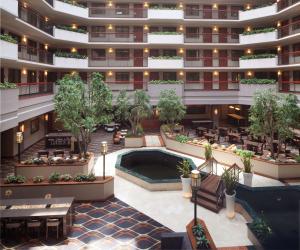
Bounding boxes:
0 197 172 250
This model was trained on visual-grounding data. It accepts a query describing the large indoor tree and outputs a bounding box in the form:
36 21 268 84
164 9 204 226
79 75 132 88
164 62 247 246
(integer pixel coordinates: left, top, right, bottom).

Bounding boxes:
54 72 113 157
249 89 300 159
114 90 130 127
157 89 186 127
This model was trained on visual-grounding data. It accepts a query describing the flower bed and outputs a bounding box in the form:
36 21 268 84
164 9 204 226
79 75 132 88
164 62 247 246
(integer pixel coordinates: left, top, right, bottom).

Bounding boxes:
149 80 183 85
54 51 87 59
56 25 87 34
242 27 276 36
0 34 17 44
240 78 276 85
240 54 277 60
0 81 17 89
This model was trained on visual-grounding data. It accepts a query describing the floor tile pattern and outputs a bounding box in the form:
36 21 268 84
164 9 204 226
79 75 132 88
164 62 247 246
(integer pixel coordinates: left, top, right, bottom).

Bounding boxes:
0 197 172 250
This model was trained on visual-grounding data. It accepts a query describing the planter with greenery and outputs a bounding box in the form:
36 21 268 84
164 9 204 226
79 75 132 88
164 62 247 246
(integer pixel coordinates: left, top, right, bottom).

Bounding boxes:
5 175 26 184
175 134 189 143
236 149 254 186
57 0 86 8
150 56 182 60
248 216 272 249
56 25 87 34
149 6 180 10
149 80 183 85
240 78 276 85
149 31 181 35
240 54 277 60
0 34 17 44
54 51 87 59
0 81 17 89
204 143 212 161
192 223 210 249
242 27 276 36
177 160 192 198
222 168 239 219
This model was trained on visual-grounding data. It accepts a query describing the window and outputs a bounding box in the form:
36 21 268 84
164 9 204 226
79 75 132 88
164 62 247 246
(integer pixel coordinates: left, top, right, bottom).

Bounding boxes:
163 72 177 81
90 2 105 15
186 72 200 82
231 50 243 61
149 26 159 33
163 50 177 57
150 72 159 81
91 26 106 37
186 27 199 38
8 69 21 83
115 4 129 15
186 5 199 16
116 72 130 82
150 49 159 57
186 50 199 59
231 72 244 82
186 106 206 114
92 49 106 60
27 39 37 55
115 26 130 38
30 118 40 134
115 49 130 60
1 68 4 82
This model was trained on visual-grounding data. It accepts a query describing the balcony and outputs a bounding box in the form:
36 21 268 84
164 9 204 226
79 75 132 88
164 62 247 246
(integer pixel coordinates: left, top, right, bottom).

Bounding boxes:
0 40 18 60
54 27 88 43
18 45 53 64
52 0 88 18
239 56 278 69
148 33 184 44
148 83 183 104
89 56 146 67
53 55 88 68
239 30 278 44
0 88 18 132
184 81 239 91
148 57 184 69
147 8 184 19
279 81 300 93
184 57 239 68
278 51 300 65
239 4 277 21
184 33 239 44
89 32 146 43
18 6 53 35
184 8 239 20
278 20 300 38
107 81 135 91
0 0 18 16
18 82 54 98
277 0 300 11
89 7 146 18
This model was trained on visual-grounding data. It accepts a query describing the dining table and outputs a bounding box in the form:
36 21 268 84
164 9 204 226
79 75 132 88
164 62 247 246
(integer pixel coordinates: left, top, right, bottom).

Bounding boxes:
0 197 74 237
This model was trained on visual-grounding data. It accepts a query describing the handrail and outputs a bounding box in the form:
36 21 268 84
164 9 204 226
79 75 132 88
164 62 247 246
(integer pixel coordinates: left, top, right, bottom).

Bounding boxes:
17 82 54 97
185 81 239 84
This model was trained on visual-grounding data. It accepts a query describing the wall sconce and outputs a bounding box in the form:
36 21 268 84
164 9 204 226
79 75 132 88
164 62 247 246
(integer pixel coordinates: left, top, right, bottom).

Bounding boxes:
179 25 184 32
213 26 218 32
108 1 113 7
23 2 28 8
71 71 77 75
179 48 184 54
44 44 48 50
277 46 281 52
277 70 282 76
22 69 27 75
107 71 113 76
5 189 12 197
246 4 251 10
247 71 253 77
277 21 281 27
213 71 219 76
214 108 218 115
229 105 235 109
44 70 48 76
44 114 49 121
246 26 251 32
235 107 241 111
144 25 149 31
246 48 252 54
45 17 49 22
213 48 218 54
179 2 183 8
144 48 149 53
100 141 108 179
19 123 25 133
179 71 184 76
108 48 113 53
108 24 113 30
71 48 77 53
144 71 149 76
22 36 27 43
213 3 218 9
144 2 148 8
72 24 77 29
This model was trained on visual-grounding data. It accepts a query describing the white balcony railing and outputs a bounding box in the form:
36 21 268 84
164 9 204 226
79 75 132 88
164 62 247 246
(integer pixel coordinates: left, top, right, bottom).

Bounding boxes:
0 40 18 60
239 30 278 44
53 0 88 18
148 58 184 69
53 56 88 68
239 4 277 21
148 84 183 104
148 33 184 44
53 27 88 43
147 8 184 19
0 0 18 16
239 57 278 69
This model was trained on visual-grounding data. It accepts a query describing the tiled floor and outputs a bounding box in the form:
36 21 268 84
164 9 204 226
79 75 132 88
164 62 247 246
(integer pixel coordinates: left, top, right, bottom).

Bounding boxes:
0 197 172 250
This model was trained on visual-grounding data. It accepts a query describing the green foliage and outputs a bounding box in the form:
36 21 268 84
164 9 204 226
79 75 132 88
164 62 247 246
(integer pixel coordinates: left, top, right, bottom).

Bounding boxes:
240 78 276 85
236 150 254 173
149 80 183 84
192 224 210 249
222 168 238 195
73 173 96 182
250 217 273 242
157 90 186 126
161 124 172 133
57 0 86 8
55 51 87 59
150 56 182 60
295 155 300 163
60 174 73 182
0 81 17 89
56 25 87 34
177 160 191 178
175 134 189 143
0 34 17 44
33 176 44 183
150 31 181 35
240 54 276 60
49 172 60 183
204 143 212 160
54 73 112 157
249 90 300 158
5 175 26 184
149 6 179 10
242 27 276 35
115 90 130 125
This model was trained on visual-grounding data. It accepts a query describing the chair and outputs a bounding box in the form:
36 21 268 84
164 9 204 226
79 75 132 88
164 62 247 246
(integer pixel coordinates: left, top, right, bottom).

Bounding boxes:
53 150 64 157
27 219 42 238
5 220 23 238
38 150 49 158
46 218 60 240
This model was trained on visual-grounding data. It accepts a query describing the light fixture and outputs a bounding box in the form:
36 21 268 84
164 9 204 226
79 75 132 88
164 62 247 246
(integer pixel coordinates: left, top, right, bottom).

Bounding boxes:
246 26 251 32
247 71 252 77
144 2 148 8
71 47 77 53
213 26 218 32
179 2 183 8
107 71 113 76
229 105 235 109
5 189 12 197
108 24 113 30
191 170 201 225
213 71 219 76
108 1 113 7
71 71 77 75
179 25 184 31
100 141 108 179
16 131 24 163
235 107 240 111
213 3 218 9
108 48 113 53
44 44 48 50
213 48 218 54
277 70 282 76
144 25 149 31
19 123 25 133
214 109 218 115
72 24 77 29
22 69 27 75
179 48 184 54
144 48 149 53
144 71 149 76
277 46 281 52
22 36 27 43
246 4 251 10
44 70 48 76
45 17 49 22
179 71 184 76
23 2 28 8
246 48 252 54
277 21 281 27
44 114 49 121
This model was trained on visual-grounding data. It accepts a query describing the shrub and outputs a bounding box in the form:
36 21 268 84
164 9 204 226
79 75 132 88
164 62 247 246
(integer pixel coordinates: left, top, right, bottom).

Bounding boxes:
149 6 179 10
175 134 189 143
250 217 272 242
54 51 87 59
221 168 238 195
56 25 87 34
236 149 254 173
240 54 276 60
177 159 191 178
204 143 212 160
57 0 86 8
150 31 181 35
240 78 276 85
295 155 300 163
192 224 210 249
5 175 26 184
150 56 182 60
60 174 72 182
242 27 276 35
0 81 17 89
0 34 17 44
74 173 96 182
33 176 44 183
161 124 172 133
49 172 60 183
149 80 183 84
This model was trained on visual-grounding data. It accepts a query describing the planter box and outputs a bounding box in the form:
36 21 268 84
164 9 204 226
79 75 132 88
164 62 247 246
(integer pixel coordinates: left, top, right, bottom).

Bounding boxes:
239 31 278 44
0 0 18 16
148 58 184 69
53 0 88 18
239 57 278 68
239 84 276 105
148 34 184 44
53 55 88 68
54 27 88 43
148 84 183 104
247 224 264 250
0 40 18 60
0 176 114 201
125 137 144 148
148 9 184 19
239 4 277 21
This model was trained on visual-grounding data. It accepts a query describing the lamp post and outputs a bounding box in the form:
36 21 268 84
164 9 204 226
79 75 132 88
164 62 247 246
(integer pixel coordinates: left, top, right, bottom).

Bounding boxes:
16 132 24 163
100 141 108 180
191 169 201 226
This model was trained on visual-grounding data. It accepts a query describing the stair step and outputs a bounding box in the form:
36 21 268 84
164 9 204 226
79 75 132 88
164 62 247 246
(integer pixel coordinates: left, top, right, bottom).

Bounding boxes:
191 197 221 213
196 190 218 203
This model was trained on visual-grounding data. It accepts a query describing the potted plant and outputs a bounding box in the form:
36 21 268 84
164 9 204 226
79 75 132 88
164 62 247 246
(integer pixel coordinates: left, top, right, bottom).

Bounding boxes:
238 150 254 186
204 143 212 161
177 159 192 198
222 168 239 219
248 216 272 249
192 224 210 249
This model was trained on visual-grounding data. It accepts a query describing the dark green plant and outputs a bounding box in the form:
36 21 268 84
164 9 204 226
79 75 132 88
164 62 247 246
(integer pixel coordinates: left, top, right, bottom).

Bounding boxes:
5 175 26 184
242 27 276 35
236 150 254 173
49 172 60 183
295 155 300 163
240 54 276 60
56 25 87 34
149 6 179 10
0 81 17 89
250 217 273 242
60 174 72 182
57 0 86 8
73 173 96 182
240 78 276 85
175 134 189 143
115 90 130 125
150 31 181 35
161 124 172 133
150 56 182 60
55 51 87 59
149 80 184 84
222 168 238 195
0 34 17 44
33 176 44 183
204 143 212 160
177 160 191 178
192 224 210 249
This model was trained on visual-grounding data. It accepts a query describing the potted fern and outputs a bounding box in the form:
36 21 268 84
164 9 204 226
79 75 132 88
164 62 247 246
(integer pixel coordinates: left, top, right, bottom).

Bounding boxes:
204 143 212 160
222 168 239 219
237 150 254 186
177 159 192 198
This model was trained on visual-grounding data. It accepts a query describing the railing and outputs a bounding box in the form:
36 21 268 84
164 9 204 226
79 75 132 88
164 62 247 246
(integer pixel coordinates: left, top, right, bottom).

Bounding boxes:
89 32 147 42
44 0 53 6
184 56 239 67
184 81 240 91
89 7 147 18
18 5 53 35
18 45 53 64
18 82 54 97
89 57 147 67
278 19 300 38
279 80 300 93
184 8 239 20
184 33 239 43
277 0 300 11
278 51 300 64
